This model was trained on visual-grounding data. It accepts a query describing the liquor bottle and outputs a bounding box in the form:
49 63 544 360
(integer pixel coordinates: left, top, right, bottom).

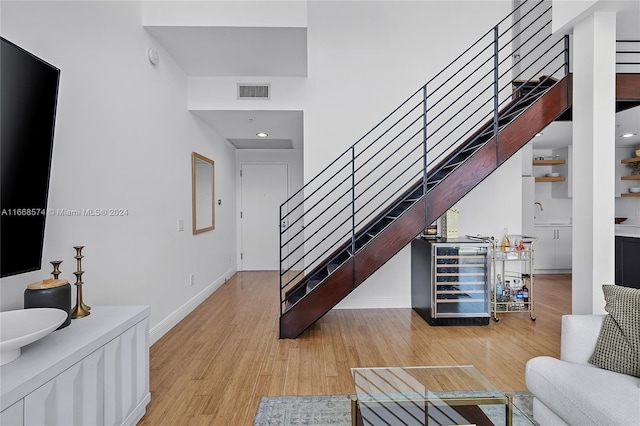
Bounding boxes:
495 274 503 302
505 280 515 309
522 283 529 309
516 289 524 310
500 228 511 252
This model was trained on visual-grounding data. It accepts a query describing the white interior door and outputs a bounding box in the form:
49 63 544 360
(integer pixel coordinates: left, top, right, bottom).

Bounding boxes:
240 164 288 270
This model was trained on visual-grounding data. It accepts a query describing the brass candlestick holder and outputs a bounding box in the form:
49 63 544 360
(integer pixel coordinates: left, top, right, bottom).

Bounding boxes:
70 246 90 319
50 260 63 279
74 246 91 311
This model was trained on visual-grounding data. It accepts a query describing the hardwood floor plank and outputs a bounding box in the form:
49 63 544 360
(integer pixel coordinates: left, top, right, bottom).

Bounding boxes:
139 271 571 425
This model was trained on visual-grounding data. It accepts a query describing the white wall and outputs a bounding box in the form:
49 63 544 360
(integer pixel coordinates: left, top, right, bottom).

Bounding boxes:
616 198 640 225
552 0 598 33
0 1 237 343
305 1 511 176
188 76 307 110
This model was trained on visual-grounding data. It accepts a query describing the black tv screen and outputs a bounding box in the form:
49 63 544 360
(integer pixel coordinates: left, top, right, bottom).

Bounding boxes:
1 37 60 277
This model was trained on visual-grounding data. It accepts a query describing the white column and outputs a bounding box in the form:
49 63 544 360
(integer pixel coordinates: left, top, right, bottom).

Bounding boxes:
571 12 616 314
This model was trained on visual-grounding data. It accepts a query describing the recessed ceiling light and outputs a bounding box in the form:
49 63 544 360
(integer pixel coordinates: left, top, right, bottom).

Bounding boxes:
256 132 268 138
620 133 637 138
535 132 543 137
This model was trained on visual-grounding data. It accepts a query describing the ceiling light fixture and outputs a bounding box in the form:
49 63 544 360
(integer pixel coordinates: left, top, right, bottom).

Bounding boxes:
620 133 637 138
535 132 543 137
256 132 268 138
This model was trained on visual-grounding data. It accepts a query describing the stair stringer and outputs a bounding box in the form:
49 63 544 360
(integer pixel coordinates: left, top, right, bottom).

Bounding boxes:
617 74 640 100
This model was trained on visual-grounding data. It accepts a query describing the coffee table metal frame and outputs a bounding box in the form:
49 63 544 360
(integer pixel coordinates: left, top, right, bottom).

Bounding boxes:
351 365 514 426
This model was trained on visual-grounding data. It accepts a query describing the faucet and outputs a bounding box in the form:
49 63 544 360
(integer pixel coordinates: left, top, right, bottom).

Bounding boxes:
534 202 544 211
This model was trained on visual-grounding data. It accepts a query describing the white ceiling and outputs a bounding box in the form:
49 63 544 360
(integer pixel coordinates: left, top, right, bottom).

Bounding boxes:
144 26 307 77
145 2 640 151
190 110 304 150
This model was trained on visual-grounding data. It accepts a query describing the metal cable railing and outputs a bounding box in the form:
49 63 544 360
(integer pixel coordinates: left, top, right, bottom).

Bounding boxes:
279 0 570 315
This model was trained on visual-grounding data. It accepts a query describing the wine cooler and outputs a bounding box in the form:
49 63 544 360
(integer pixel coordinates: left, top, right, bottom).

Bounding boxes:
411 238 490 326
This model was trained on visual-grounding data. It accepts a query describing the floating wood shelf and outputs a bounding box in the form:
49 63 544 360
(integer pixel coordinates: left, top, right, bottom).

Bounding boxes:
535 176 565 182
533 159 566 165
621 157 640 164
621 193 640 197
621 175 640 180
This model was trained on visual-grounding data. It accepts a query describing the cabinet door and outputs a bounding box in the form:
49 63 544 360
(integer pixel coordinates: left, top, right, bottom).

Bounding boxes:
104 319 149 426
24 348 104 426
533 227 556 271
1 400 24 425
620 237 640 289
555 227 572 269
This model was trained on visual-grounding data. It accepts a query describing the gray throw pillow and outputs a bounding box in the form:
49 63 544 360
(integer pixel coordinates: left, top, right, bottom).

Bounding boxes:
589 284 640 377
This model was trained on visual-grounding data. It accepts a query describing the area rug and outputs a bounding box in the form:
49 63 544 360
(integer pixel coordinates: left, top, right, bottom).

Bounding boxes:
253 392 535 426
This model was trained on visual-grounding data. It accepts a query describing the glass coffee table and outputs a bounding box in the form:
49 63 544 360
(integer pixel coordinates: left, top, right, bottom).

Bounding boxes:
351 365 532 426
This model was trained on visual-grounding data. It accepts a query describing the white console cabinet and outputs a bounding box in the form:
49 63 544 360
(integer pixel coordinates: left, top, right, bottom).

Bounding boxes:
0 306 150 426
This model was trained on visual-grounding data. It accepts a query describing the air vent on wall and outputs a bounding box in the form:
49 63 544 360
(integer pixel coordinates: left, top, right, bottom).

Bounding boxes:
237 83 270 100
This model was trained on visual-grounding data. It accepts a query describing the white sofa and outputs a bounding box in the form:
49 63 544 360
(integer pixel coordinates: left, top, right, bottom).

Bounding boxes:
525 314 640 425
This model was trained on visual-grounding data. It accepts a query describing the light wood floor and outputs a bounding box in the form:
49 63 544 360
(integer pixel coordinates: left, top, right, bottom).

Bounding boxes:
139 272 571 425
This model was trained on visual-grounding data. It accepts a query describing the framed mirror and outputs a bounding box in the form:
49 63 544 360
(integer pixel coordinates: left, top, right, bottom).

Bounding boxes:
192 152 215 234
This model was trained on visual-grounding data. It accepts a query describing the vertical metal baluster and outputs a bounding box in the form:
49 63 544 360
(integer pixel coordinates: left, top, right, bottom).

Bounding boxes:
564 34 570 76
493 25 500 166
279 203 283 316
351 146 356 288
423 85 429 227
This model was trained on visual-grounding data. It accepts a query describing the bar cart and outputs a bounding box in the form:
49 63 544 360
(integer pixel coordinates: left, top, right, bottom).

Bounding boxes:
468 235 537 322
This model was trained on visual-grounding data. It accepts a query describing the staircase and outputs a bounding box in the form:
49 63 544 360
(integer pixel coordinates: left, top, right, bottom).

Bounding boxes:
278 1 640 339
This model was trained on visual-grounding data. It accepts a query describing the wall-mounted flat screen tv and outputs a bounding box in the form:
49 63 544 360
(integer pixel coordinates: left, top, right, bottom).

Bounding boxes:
1 37 60 277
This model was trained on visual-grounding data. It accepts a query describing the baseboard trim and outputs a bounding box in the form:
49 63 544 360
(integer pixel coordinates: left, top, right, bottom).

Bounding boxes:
149 267 236 345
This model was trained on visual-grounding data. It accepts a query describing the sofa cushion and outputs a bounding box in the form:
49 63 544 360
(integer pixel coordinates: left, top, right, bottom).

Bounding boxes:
526 356 640 425
560 314 604 365
589 285 640 377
